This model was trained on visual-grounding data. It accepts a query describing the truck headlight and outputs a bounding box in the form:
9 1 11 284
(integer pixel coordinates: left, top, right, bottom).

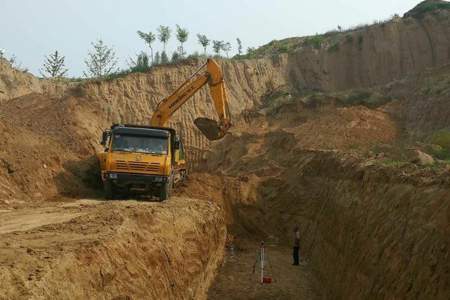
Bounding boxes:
154 177 163 182
109 173 118 179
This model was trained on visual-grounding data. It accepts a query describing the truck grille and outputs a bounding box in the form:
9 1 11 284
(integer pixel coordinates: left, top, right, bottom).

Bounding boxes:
114 160 161 172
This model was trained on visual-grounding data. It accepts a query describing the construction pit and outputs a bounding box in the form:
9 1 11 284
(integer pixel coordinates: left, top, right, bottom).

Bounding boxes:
1 8 450 300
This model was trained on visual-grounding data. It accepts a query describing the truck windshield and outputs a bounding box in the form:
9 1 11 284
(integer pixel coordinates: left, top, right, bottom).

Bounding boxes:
111 134 168 155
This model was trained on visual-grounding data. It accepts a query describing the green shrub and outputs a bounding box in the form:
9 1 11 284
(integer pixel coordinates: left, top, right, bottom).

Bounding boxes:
357 35 364 50
304 35 324 50
429 144 450 160
328 43 340 52
427 130 450 160
345 34 354 44
278 44 290 53
338 90 392 108
431 130 450 149
420 76 450 95
405 1 450 18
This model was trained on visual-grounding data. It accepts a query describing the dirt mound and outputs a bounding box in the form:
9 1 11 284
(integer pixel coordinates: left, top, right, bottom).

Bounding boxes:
267 99 398 151
0 59 42 104
0 93 103 206
0 197 226 299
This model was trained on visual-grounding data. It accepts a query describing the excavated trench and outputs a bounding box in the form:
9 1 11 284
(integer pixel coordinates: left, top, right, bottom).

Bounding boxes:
184 136 450 299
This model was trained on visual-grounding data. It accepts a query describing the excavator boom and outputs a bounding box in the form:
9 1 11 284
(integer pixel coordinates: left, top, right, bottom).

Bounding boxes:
150 59 231 140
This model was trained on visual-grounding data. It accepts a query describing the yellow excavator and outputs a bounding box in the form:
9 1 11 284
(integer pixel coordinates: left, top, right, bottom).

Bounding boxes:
98 59 231 201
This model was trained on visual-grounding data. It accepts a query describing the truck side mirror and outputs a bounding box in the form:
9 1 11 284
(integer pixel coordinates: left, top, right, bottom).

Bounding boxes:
101 130 110 146
174 140 180 150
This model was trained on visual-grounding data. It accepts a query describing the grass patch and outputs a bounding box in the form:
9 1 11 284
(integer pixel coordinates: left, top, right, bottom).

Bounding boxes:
336 89 392 108
236 38 301 59
303 35 325 50
421 130 450 161
380 159 409 168
420 75 450 96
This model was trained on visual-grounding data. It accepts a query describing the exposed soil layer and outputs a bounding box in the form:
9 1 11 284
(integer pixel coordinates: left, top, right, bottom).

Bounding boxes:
193 98 450 299
0 197 226 300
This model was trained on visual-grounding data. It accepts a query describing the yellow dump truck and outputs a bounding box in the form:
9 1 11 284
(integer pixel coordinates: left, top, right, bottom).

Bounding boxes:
98 59 231 201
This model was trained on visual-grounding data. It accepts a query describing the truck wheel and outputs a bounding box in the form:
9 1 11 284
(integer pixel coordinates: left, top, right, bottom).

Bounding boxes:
104 180 114 200
158 177 173 202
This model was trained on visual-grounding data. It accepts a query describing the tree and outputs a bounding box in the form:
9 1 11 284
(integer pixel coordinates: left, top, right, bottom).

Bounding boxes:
171 51 181 63
175 25 189 57
40 50 68 78
236 38 243 55
212 40 224 56
222 42 232 58
154 51 161 65
128 52 150 72
197 34 210 55
157 26 171 52
0 49 4 59
137 30 155 63
161 51 169 64
247 47 256 55
84 39 118 78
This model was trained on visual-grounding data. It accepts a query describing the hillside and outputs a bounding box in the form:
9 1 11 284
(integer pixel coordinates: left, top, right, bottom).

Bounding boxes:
1 3 450 299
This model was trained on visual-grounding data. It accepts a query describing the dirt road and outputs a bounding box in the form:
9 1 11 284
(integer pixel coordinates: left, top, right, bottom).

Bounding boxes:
0 197 226 300
208 239 319 300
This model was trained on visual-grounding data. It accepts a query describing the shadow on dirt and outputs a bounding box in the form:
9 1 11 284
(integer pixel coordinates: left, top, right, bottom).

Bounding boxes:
54 155 103 199
54 155 167 203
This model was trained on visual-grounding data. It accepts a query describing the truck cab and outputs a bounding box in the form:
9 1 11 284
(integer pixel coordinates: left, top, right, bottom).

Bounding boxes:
97 124 186 201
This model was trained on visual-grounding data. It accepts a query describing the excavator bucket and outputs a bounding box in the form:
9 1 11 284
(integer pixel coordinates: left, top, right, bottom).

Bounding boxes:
194 117 225 141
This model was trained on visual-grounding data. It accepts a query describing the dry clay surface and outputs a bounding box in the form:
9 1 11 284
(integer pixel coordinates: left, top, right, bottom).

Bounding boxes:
0 197 226 300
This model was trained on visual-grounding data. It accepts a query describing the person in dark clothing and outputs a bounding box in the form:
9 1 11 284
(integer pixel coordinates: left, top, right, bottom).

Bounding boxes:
293 226 300 265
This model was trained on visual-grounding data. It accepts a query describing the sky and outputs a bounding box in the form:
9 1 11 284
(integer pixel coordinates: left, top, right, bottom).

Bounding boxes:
0 0 422 77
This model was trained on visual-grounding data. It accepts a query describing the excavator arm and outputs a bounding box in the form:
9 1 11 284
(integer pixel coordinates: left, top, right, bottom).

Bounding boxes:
150 59 231 140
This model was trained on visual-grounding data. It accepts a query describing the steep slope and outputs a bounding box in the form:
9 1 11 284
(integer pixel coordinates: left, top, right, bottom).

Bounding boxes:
189 88 450 299
245 7 450 91
0 59 67 105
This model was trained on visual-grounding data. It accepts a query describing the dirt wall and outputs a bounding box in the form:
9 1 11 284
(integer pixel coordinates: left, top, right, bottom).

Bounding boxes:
191 88 450 299
286 11 450 91
258 151 450 299
0 59 68 105
193 146 450 299
0 198 226 300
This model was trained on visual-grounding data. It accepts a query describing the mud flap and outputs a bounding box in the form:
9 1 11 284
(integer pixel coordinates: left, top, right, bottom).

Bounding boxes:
194 118 225 141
